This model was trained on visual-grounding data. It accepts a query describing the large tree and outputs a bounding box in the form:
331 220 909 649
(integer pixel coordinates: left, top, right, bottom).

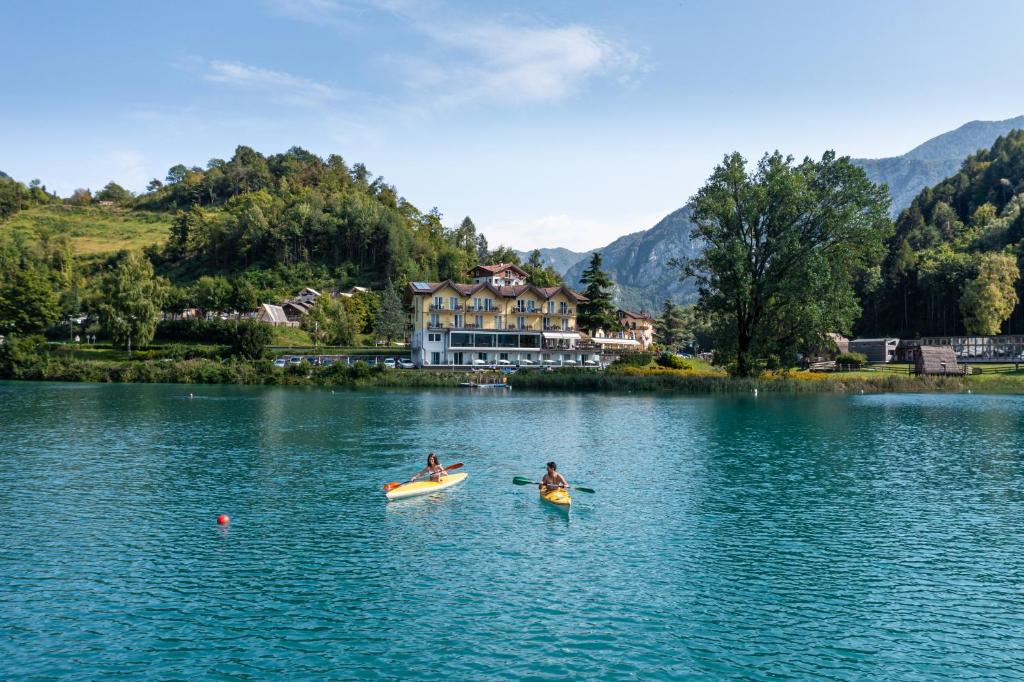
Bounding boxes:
576 252 618 334
97 252 166 353
373 280 406 344
681 151 891 376
960 252 1019 335
655 299 688 349
0 267 61 333
523 249 562 287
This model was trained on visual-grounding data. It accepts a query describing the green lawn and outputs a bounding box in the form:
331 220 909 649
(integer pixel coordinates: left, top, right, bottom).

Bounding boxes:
1 205 172 255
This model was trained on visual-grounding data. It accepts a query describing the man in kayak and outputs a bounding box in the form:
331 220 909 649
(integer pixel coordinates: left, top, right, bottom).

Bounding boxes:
539 461 569 492
413 453 448 482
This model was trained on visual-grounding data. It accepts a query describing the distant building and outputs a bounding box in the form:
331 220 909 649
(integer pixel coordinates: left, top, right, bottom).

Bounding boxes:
408 266 589 367
849 338 899 363
616 310 655 350
915 346 961 375
469 263 529 287
826 333 850 355
919 335 1024 362
333 286 370 299
256 303 294 327
280 287 321 323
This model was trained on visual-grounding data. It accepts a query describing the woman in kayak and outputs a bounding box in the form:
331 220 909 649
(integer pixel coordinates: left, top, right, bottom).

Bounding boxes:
539 461 569 492
414 453 448 482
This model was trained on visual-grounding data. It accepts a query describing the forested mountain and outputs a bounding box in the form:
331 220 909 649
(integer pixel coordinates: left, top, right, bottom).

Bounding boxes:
564 207 702 311
852 116 1024 215
513 247 591 277
545 116 1024 312
858 129 1024 337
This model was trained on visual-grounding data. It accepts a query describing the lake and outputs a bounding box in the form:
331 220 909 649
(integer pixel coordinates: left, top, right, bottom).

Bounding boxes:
2 382 1024 680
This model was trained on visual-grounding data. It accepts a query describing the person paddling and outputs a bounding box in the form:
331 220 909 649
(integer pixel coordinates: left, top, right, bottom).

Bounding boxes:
413 453 448 482
539 461 569 492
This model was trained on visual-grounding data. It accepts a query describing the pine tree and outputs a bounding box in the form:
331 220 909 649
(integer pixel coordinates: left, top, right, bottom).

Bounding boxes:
577 253 618 333
373 280 407 345
655 299 688 349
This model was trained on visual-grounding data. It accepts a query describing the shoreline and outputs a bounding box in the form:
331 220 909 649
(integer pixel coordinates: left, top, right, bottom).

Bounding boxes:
3 353 1023 394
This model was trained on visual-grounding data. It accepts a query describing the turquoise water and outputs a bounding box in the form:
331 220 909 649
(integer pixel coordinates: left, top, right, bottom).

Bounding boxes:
2 383 1024 680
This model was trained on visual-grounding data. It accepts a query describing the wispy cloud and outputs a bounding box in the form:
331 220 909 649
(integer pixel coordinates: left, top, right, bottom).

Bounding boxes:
268 0 642 107
203 60 344 107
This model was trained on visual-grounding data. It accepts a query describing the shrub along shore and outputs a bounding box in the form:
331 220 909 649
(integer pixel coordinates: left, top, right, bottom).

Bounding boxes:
2 338 1023 393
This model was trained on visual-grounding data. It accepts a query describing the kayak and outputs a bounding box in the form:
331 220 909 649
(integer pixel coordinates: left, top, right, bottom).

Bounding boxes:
539 486 572 508
385 472 468 501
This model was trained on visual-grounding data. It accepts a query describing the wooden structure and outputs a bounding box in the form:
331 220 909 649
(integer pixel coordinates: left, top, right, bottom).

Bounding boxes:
915 346 961 375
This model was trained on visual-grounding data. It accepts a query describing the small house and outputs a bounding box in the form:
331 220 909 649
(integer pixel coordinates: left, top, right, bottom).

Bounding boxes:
256 303 293 327
849 337 899 363
915 346 961 375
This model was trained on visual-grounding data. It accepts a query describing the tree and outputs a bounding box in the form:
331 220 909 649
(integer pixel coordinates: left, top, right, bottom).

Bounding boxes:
0 267 61 333
146 179 164 193
523 249 562 287
230 319 272 359
192 275 232 314
231 278 260 314
68 188 93 206
166 164 188 185
655 299 688 349
487 245 521 265
373 280 406 344
576 252 618 334
960 252 1019 335
303 296 355 347
95 182 134 205
97 252 165 353
680 151 891 376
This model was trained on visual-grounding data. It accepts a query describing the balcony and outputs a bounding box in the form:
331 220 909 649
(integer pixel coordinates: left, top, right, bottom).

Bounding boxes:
430 303 464 311
507 324 535 331
467 305 499 313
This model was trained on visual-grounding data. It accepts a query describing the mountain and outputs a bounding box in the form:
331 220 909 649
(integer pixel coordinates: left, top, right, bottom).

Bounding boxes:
851 115 1024 215
550 116 1024 312
564 206 701 311
513 247 592 277
0 170 10 180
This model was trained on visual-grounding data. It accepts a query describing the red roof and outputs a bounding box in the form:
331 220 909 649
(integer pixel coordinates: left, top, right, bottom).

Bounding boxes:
472 263 529 278
408 280 586 301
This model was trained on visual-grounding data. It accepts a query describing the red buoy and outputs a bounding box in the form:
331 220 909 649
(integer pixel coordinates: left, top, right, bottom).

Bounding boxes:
217 514 230 525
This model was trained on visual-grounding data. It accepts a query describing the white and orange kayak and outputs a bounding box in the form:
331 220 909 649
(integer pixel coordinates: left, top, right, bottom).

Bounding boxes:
385 472 468 501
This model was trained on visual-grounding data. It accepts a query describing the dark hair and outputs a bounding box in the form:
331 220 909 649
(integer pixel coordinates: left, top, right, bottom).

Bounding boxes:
546 461 556 470
427 453 439 466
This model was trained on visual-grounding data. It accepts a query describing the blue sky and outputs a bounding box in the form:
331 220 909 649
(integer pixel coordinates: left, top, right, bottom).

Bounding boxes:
2 0 1023 250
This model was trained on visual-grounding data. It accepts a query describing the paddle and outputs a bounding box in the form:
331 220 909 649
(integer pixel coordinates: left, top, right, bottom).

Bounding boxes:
383 463 464 492
512 476 595 494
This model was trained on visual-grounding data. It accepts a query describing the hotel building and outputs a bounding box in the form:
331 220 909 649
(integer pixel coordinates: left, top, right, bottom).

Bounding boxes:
408 264 595 367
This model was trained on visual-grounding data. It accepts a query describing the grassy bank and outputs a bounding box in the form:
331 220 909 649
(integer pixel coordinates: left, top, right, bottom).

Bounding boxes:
4 340 1023 393
1 205 172 255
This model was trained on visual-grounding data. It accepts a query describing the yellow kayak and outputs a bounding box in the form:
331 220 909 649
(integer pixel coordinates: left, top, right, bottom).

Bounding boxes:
385 472 468 500
540 486 572 508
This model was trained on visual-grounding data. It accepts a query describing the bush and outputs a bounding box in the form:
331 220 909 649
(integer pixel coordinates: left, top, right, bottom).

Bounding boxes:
612 352 653 367
230 320 273 359
655 352 689 369
0 334 50 379
835 352 868 369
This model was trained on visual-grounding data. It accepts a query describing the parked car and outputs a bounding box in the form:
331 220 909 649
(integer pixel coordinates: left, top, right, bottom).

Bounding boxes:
398 359 415 369
288 356 303 366
273 358 287 368
322 358 336 367
383 358 397 369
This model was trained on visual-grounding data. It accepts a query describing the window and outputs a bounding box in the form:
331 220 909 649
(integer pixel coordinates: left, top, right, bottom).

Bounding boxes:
475 315 483 328
428 332 442 343
547 301 554 314
473 297 482 311
543 317 551 329
559 301 568 314
433 296 443 309
449 296 459 310
520 334 540 348
527 300 535 312
454 314 464 328
475 334 496 347
499 352 508 361
516 300 526 312
478 352 488 362
453 352 463 365
494 315 504 329
484 299 493 311
517 316 525 329
430 352 441 365
562 318 569 331
498 334 517 348
430 313 440 327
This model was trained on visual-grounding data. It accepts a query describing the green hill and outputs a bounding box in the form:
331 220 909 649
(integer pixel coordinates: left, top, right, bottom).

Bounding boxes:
1 205 172 255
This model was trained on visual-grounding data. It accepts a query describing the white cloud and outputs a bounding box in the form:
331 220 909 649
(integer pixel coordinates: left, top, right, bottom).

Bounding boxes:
268 0 642 107
405 22 640 107
204 60 344 106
